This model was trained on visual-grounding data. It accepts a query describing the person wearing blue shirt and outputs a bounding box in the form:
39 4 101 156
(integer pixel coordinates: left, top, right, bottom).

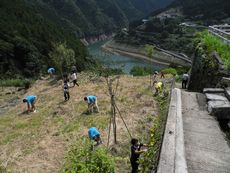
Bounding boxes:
23 95 37 113
84 95 99 113
48 67 55 78
88 127 102 145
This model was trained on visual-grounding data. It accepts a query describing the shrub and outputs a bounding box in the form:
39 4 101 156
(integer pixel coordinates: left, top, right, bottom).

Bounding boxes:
0 79 33 88
139 96 168 172
195 30 230 70
160 68 177 76
62 138 115 173
49 42 76 75
130 66 153 76
0 165 7 173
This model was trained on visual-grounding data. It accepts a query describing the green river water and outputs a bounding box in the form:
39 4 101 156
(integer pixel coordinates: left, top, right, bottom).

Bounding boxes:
88 40 165 74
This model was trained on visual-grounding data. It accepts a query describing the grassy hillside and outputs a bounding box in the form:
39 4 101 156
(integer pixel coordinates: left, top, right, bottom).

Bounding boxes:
0 73 171 172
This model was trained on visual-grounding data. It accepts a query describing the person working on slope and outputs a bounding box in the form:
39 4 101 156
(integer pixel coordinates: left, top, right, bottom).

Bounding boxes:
84 95 99 113
88 127 102 145
47 67 55 78
154 81 163 96
63 81 70 101
23 95 37 113
130 138 147 173
71 72 79 87
63 72 69 83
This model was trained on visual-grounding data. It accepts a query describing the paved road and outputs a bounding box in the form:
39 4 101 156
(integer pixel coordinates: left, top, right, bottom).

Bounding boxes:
181 90 230 173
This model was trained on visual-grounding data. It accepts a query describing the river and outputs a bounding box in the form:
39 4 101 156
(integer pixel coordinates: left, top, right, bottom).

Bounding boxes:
88 40 164 74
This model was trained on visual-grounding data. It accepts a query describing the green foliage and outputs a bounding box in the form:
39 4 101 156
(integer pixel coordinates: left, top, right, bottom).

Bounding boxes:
49 43 75 75
130 66 153 76
139 96 168 172
161 68 177 76
62 138 115 173
0 79 34 88
174 0 230 23
0 0 90 79
144 44 155 58
0 165 7 173
94 66 124 77
194 31 230 70
115 17 196 56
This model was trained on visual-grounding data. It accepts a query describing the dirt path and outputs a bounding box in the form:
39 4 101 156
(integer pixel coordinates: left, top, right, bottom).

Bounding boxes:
181 90 230 173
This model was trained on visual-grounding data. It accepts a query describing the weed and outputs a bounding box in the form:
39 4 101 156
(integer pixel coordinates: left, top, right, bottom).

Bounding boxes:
0 79 34 88
195 30 230 70
0 165 7 173
62 121 80 133
139 95 169 172
61 138 115 173
161 68 177 76
1 132 21 145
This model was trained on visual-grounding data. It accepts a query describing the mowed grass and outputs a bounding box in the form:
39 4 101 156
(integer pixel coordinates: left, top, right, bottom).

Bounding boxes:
0 73 165 173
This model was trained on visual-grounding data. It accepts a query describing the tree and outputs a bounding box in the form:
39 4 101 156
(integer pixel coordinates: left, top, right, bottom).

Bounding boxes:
49 42 75 75
144 44 155 58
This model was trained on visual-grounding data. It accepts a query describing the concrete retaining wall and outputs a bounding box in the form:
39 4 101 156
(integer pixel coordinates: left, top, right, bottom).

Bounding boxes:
157 88 187 173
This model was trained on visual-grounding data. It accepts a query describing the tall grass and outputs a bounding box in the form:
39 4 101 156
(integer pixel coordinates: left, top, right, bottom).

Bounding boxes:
195 31 230 70
0 79 33 88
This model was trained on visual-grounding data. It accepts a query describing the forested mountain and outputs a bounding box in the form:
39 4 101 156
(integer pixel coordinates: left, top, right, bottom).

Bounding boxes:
172 0 230 21
0 0 173 78
115 0 230 55
30 0 174 37
0 0 89 78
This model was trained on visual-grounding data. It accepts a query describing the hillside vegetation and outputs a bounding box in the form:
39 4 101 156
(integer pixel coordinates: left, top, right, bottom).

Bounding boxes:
0 0 90 79
173 0 230 23
194 31 230 70
0 73 171 173
0 0 175 79
115 0 230 56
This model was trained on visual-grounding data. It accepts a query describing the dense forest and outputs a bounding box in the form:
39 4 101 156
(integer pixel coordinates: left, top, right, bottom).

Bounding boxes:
27 0 174 37
0 0 173 79
0 0 91 79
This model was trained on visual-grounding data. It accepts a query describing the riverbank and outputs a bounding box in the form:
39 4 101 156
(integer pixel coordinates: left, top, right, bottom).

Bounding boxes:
102 42 170 66
102 40 191 67
88 40 164 74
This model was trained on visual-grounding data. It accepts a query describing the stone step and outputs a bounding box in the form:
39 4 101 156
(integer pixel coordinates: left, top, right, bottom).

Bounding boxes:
203 88 225 94
207 100 230 120
224 89 230 101
205 93 228 101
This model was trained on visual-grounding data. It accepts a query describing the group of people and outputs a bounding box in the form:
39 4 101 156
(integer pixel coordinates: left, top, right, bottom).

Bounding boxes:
62 66 80 101
22 67 192 173
88 127 148 173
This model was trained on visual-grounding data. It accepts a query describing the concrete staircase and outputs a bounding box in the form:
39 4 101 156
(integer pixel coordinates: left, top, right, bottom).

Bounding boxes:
203 88 230 120
157 88 230 173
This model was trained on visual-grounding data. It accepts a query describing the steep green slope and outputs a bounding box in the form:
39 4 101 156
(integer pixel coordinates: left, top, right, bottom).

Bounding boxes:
0 0 89 78
30 0 174 37
0 0 174 78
